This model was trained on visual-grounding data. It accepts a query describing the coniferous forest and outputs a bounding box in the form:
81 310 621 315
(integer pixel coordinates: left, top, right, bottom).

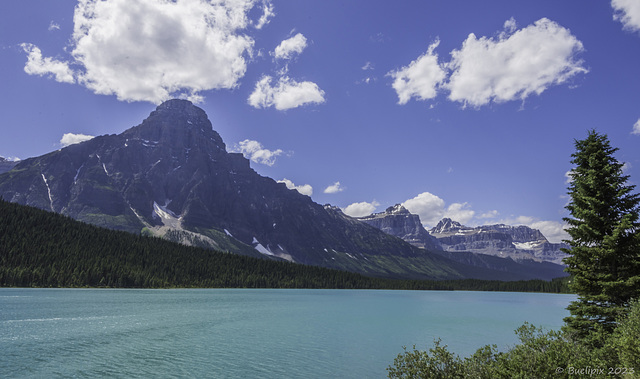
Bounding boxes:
0 199 568 292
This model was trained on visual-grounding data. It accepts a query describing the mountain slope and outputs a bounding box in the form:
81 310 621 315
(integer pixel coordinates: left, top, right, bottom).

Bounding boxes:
0 99 531 281
0 157 18 175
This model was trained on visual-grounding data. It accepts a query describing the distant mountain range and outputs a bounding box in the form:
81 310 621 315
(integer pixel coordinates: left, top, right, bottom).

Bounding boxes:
359 205 567 279
0 100 567 281
430 218 569 265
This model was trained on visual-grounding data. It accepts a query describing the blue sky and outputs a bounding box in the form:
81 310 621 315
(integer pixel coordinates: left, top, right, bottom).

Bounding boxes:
2 0 640 242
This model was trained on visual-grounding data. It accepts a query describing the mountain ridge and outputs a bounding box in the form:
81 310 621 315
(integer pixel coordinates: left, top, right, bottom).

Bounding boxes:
430 218 569 265
0 100 566 281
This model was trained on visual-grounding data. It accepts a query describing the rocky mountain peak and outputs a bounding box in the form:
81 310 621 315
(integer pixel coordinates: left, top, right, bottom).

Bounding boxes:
358 204 442 251
431 218 463 234
123 99 225 153
385 204 410 215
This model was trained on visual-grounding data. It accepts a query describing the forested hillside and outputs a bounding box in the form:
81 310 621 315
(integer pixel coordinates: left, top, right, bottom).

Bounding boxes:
0 199 569 292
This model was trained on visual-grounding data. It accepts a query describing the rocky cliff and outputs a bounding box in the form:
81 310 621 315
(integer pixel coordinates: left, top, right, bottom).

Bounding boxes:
359 207 567 279
430 218 569 265
358 204 442 251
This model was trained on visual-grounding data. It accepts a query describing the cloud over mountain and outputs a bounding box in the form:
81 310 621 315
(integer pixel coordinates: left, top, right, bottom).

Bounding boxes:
343 201 380 217
233 139 283 166
21 0 273 104
60 133 95 147
278 178 313 196
323 181 344 194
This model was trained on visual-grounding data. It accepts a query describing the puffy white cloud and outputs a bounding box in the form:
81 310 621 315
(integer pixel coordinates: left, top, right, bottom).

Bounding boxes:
21 44 75 84
248 75 325 110
60 133 95 147
613 0 640 33
273 33 307 60
530 220 569 244
233 139 283 166
632 119 640 135
402 192 446 226
445 18 587 107
48 21 61 31
444 202 475 224
388 40 446 104
323 181 344 194
343 201 380 218
23 0 272 104
278 178 313 196
362 61 374 71
403 192 476 226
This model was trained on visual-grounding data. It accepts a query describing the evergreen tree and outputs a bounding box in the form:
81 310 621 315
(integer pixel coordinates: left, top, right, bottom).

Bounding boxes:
563 130 640 344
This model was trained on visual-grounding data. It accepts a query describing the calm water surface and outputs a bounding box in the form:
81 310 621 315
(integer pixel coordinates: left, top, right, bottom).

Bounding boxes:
0 288 574 378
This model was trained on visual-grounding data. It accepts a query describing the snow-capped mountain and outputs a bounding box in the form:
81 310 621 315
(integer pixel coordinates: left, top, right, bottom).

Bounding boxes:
358 204 442 251
430 218 569 265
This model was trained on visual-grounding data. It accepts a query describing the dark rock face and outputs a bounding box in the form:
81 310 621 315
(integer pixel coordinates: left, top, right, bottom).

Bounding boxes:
3 100 518 280
430 218 569 265
358 204 442 251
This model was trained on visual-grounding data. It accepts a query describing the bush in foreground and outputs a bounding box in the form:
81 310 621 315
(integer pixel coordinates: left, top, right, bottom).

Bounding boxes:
387 300 639 378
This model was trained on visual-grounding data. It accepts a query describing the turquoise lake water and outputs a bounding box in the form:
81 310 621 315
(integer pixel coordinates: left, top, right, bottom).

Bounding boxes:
0 288 575 378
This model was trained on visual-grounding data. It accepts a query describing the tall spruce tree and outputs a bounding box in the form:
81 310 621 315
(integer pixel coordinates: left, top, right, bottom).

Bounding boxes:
563 130 640 344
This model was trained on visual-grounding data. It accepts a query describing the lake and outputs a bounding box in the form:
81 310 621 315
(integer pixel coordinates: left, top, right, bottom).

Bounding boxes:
0 288 575 378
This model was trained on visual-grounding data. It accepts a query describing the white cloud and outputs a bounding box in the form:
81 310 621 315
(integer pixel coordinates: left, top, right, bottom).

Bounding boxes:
248 75 325 110
0 156 21 162
234 139 283 166
565 170 574 184
60 133 95 147
501 216 569 243
343 201 380 218
622 162 632 174
362 61 374 70
273 33 307 60
479 210 499 219
613 0 640 33
388 39 446 104
278 178 313 196
402 192 446 226
21 44 75 84
323 181 344 194
48 21 61 31
632 119 640 135
444 202 475 225
253 0 274 29
530 220 569 244
446 18 587 107
403 192 477 226
23 0 272 104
